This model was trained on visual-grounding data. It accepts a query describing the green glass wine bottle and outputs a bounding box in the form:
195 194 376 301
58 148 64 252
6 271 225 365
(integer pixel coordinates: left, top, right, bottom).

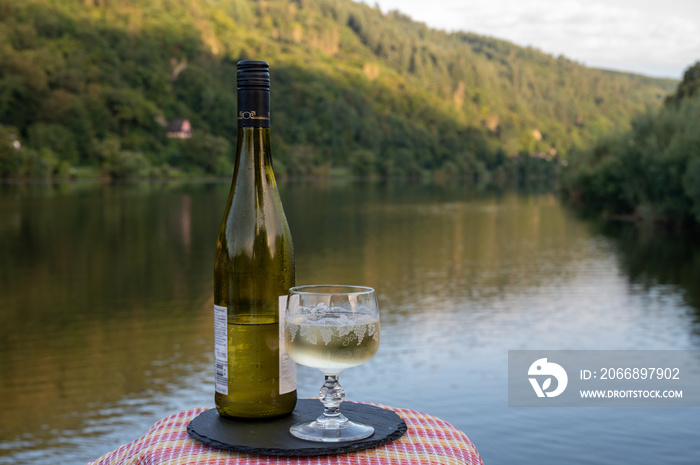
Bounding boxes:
213 60 297 418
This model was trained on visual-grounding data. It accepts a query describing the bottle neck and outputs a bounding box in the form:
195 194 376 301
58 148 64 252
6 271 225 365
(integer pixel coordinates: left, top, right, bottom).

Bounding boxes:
235 127 273 174
233 87 275 184
237 88 270 129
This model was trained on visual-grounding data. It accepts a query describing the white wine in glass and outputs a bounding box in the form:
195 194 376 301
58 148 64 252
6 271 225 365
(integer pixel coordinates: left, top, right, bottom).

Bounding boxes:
285 285 380 442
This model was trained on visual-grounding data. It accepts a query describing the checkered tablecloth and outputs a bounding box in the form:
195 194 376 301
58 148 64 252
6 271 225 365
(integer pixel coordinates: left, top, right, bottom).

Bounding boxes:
87 403 484 465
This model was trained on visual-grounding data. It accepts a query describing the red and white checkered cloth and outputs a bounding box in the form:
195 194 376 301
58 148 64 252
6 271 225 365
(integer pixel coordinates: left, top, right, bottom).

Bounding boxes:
87 404 484 465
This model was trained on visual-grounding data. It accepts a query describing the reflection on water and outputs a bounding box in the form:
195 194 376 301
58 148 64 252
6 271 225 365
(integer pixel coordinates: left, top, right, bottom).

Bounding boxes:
591 219 700 320
0 181 699 464
0 182 217 464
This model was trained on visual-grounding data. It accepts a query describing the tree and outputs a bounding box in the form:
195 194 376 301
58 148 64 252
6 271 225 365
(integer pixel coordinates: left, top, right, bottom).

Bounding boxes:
0 125 23 177
665 61 700 106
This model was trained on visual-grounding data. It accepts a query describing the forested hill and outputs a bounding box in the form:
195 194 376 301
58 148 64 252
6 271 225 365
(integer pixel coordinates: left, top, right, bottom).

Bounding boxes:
0 0 678 179
560 62 700 227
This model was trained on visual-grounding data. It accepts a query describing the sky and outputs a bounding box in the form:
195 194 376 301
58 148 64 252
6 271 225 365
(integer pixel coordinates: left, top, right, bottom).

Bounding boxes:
358 0 700 79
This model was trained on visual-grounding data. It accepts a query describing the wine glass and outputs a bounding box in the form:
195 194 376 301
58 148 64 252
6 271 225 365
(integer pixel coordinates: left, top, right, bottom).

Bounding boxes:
284 285 380 442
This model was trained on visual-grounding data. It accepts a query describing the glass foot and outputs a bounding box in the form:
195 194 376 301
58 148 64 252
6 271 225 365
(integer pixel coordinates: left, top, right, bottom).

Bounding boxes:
289 415 374 442
290 374 374 442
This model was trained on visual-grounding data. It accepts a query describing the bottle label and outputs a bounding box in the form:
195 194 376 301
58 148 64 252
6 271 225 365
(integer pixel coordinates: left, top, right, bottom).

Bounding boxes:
214 304 228 395
214 300 296 396
279 295 297 394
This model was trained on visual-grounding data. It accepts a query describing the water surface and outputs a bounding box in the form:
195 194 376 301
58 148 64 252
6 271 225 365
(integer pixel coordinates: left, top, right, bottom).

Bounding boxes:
0 181 698 464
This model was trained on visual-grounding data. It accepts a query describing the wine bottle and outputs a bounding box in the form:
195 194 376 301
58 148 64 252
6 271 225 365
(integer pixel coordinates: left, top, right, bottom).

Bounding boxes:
213 60 297 418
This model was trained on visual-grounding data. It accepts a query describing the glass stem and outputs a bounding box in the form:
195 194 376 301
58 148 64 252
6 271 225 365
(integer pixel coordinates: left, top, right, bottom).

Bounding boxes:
318 374 347 424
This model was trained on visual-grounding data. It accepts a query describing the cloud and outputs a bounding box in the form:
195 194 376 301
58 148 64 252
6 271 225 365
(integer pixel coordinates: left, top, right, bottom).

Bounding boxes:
365 0 700 77
456 1 698 64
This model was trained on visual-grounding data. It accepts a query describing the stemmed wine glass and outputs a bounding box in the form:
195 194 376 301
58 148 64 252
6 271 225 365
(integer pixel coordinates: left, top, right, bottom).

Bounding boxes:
284 285 380 442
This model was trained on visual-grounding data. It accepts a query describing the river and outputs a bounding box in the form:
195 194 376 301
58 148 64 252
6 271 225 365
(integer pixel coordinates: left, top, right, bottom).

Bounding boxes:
0 180 698 464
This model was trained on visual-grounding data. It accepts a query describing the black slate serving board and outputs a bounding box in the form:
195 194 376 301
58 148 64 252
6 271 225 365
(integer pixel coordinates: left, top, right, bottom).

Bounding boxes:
187 399 407 457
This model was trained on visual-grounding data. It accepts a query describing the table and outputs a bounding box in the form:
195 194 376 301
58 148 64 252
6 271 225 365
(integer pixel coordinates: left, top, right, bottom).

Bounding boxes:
86 403 484 465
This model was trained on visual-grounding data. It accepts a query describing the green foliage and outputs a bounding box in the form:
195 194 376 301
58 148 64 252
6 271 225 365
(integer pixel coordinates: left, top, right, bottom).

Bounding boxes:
0 0 678 181
562 63 700 226
665 61 700 106
683 158 700 222
20 148 56 178
28 123 79 164
178 132 231 175
349 148 376 177
0 125 23 177
106 150 151 179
